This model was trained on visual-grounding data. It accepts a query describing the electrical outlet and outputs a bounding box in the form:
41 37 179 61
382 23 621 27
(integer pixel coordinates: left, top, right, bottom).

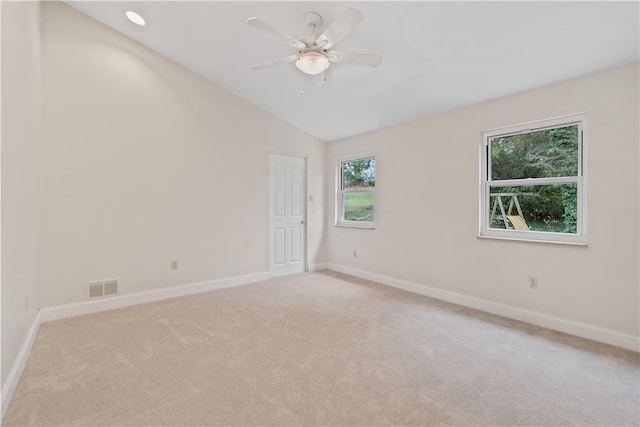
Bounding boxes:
24 296 29 311
171 260 178 270
353 250 358 259
528 276 539 290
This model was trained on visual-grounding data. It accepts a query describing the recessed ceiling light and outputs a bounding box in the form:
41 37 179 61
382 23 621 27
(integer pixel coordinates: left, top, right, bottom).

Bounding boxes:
126 11 146 26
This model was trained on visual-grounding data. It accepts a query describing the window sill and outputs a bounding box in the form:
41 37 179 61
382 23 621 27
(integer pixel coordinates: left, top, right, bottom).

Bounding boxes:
336 221 375 229
477 235 588 246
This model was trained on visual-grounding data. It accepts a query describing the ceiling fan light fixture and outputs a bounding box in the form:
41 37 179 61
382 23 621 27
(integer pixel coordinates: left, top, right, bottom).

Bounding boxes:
295 52 330 75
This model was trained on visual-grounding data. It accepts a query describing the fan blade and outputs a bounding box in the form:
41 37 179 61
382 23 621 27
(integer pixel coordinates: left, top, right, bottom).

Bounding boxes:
315 8 363 50
326 51 383 67
250 55 298 71
247 17 306 50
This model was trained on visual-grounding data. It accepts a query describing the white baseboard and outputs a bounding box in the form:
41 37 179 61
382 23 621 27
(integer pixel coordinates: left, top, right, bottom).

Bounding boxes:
1 310 42 419
308 262 328 272
327 263 639 352
40 271 269 322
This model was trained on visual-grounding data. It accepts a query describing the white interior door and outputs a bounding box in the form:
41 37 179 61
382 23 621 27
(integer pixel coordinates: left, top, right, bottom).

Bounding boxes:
269 155 306 277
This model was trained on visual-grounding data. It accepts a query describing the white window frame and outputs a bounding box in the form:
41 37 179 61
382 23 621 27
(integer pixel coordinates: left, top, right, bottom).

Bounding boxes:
479 113 587 245
336 153 375 229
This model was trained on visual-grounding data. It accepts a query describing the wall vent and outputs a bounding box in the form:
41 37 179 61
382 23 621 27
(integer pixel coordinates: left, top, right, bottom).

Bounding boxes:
86 279 119 300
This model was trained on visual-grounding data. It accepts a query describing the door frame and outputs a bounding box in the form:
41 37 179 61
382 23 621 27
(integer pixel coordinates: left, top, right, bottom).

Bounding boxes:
268 153 308 277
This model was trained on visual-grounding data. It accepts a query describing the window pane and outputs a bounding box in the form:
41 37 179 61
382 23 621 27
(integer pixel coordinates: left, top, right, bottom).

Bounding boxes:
342 157 376 189
491 125 579 180
343 192 374 222
489 184 578 234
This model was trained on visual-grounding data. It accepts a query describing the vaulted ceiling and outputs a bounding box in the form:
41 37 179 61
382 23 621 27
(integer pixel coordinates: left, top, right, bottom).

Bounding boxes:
66 1 639 141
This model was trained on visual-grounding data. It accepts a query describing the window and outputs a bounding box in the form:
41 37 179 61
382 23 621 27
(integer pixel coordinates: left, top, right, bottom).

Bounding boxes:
337 154 375 228
480 114 586 244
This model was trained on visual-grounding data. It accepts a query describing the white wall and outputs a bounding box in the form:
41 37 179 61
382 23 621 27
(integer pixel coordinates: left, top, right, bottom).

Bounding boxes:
1 1 42 387
39 2 326 307
326 63 639 342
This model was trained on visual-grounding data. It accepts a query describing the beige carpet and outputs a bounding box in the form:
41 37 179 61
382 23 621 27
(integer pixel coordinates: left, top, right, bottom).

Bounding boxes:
3 271 639 426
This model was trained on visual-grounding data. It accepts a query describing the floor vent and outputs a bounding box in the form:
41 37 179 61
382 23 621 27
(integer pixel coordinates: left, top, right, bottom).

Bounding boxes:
86 279 119 299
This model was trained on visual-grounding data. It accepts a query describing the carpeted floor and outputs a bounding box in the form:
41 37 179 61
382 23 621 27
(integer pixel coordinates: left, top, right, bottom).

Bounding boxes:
3 271 639 426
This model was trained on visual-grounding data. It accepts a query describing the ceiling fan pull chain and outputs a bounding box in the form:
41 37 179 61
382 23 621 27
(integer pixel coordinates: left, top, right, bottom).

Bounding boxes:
300 76 304 95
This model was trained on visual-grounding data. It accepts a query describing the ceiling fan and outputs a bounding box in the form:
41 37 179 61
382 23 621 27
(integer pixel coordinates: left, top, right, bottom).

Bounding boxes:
246 8 383 76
